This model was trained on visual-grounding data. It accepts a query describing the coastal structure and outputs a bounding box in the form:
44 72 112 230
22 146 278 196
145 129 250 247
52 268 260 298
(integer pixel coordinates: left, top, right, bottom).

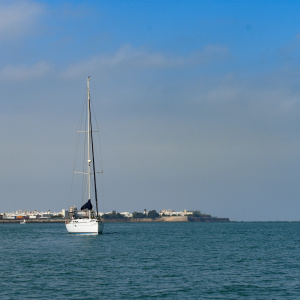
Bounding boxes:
0 209 64 220
160 209 194 216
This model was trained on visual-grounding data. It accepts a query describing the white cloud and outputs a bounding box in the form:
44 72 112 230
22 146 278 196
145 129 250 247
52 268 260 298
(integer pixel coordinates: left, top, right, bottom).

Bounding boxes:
0 62 52 80
0 1 43 41
61 44 229 79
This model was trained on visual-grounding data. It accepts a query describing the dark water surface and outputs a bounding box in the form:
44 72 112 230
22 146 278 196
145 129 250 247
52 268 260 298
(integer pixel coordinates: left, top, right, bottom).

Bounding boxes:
1 222 300 299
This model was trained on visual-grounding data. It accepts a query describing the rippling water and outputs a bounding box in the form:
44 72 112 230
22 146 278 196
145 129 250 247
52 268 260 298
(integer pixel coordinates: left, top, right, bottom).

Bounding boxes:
1 222 300 299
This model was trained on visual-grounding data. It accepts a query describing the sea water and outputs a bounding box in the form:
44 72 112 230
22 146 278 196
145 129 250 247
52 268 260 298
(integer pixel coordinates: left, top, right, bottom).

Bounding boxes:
1 222 300 299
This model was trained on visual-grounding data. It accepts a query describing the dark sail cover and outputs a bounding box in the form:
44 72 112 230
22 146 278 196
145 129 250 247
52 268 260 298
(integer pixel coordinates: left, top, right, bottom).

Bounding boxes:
81 199 93 210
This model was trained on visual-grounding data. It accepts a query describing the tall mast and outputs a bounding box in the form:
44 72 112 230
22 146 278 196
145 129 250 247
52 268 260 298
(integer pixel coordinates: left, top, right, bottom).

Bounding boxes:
88 77 99 217
87 76 91 202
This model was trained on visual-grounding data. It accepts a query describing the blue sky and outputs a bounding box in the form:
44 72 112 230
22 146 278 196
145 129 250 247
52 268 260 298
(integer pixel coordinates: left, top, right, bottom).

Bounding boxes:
1 0 300 221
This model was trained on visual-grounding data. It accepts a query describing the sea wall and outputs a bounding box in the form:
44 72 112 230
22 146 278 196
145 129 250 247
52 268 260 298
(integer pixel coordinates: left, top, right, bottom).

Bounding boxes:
188 216 230 222
103 216 188 223
161 216 188 222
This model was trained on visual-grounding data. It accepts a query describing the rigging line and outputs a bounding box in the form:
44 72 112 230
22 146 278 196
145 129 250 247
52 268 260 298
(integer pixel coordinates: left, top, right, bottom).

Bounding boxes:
82 115 87 205
90 105 104 215
67 172 75 208
69 94 86 207
89 97 99 217
91 100 104 172
73 96 86 172
90 96 105 213
99 168 105 213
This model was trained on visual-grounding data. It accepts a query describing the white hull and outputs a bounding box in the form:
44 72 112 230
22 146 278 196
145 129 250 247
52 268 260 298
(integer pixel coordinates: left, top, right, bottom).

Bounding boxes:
65 218 104 234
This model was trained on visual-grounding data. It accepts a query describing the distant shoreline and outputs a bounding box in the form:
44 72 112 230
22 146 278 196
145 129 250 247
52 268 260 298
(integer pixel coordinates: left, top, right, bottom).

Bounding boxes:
0 216 231 223
1 219 300 224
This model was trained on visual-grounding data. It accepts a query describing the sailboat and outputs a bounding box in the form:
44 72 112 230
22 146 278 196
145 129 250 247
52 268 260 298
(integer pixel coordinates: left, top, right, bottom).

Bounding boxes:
65 77 104 234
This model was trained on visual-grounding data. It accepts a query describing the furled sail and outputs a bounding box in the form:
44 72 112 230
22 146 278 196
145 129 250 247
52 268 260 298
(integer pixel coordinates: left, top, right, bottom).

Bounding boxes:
81 199 93 210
